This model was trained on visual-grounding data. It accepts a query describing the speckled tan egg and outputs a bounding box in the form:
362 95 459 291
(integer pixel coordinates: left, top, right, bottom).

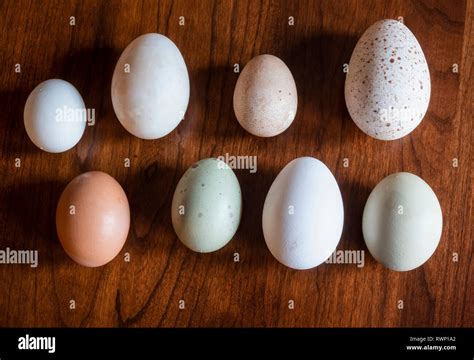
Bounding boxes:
233 54 298 137
56 171 130 267
345 19 431 140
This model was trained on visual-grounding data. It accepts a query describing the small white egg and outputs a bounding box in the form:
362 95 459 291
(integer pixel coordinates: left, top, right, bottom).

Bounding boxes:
24 79 87 153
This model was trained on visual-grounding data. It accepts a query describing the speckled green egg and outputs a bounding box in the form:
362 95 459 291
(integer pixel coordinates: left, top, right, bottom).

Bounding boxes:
171 158 242 253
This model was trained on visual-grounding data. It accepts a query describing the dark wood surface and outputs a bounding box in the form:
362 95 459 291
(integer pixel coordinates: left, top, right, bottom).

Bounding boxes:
0 0 472 327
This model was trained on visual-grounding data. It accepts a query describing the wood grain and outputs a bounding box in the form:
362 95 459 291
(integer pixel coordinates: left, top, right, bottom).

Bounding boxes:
0 0 472 327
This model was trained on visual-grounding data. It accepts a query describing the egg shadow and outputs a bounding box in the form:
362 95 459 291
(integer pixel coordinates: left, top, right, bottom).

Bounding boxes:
0 179 69 265
57 47 132 145
180 65 245 149
233 166 278 264
336 178 379 268
125 162 182 253
0 89 38 156
279 32 361 148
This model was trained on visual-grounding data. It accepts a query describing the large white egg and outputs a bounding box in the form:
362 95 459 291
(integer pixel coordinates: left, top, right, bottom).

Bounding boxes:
111 33 190 139
24 79 86 153
345 19 431 140
363 172 443 271
262 157 344 270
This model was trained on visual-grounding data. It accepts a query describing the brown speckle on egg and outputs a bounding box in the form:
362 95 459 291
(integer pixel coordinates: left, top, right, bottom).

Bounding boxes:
233 54 298 137
344 19 431 140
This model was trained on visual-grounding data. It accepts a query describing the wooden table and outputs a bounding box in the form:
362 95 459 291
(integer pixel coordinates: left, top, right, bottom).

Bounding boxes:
0 0 472 327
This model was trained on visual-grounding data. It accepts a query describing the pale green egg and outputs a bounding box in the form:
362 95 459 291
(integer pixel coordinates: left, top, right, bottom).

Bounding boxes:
171 158 242 253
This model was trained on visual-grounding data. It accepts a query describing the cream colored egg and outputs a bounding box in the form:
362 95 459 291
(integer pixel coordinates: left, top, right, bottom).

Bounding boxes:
345 19 431 140
233 54 297 137
111 33 189 140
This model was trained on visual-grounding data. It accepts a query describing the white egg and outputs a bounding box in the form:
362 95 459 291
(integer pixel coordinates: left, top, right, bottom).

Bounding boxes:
111 33 190 140
345 19 431 140
363 172 443 271
24 79 86 153
262 157 344 270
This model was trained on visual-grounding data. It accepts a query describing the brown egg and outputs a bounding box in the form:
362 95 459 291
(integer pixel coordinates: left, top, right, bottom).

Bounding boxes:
56 171 130 267
233 54 298 137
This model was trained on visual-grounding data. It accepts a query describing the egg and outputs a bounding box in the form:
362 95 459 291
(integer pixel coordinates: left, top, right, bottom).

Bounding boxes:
172 158 242 253
262 157 344 270
363 172 442 271
24 79 86 152
111 33 189 139
345 19 431 140
233 54 297 137
56 171 130 267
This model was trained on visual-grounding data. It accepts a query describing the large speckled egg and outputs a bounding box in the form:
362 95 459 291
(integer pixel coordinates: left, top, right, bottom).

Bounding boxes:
363 172 442 271
233 54 298 137
172 158 242 253
262 157 344 270
111 33 189 139
345 19 431 140
56 171 130 267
